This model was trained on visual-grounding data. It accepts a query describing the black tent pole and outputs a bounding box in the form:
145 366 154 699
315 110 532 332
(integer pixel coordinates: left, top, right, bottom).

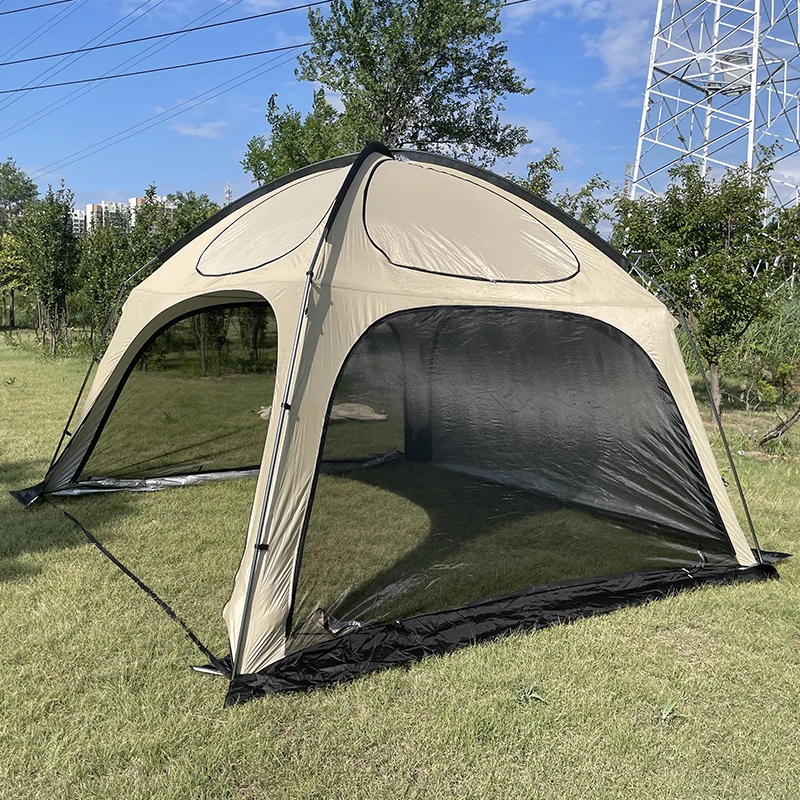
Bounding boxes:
45 255 161 478
626 257 763 564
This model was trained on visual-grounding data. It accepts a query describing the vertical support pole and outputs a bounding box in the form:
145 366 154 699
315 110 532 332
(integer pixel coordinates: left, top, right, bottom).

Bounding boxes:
632 0 663 199
747 0 761 172
231 229 328 678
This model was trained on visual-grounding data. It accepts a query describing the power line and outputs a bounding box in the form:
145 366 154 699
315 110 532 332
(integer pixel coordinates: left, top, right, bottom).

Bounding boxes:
0 44 310 94
0 0 249 137
0 0 169 114
30 49 302 180
15 0 535 171
0 0 72 16
0 0 87 65
0 1 332 68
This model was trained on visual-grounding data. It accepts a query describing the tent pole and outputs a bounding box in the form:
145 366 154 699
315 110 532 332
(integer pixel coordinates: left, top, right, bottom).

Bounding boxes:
626 257 763 564
46 256 160 477
231 228 328 678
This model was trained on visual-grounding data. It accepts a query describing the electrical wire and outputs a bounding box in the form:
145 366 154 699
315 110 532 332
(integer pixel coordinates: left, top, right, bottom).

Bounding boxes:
0 0 72 16
20 0 535 175
0 1 332 68
0 0 170 114
0 0 249 139
30 49 302 180
0 0 86 64
0 44 312 94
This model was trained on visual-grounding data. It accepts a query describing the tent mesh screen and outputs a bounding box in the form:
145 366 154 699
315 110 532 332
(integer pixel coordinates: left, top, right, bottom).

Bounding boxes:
79 303 275 481
291 306 737 641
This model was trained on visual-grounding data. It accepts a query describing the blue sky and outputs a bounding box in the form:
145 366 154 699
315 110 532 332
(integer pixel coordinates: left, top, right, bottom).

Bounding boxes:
0 0 656 208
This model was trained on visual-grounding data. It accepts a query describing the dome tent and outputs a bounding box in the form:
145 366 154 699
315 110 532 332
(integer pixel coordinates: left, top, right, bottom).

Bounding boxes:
13 143 777 704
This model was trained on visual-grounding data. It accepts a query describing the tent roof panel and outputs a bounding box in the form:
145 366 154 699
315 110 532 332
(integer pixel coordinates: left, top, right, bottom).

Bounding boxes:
363 160 580 284
196 168 347 277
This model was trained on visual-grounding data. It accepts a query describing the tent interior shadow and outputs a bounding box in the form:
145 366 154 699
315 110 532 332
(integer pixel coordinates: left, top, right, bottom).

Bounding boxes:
291 461 712 632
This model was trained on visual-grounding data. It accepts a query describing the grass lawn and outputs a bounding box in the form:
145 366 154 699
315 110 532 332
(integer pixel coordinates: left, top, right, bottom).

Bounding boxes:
1 339 799 799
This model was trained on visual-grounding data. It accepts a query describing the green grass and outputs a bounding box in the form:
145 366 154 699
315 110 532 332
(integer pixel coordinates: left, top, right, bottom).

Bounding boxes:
2 340 800 799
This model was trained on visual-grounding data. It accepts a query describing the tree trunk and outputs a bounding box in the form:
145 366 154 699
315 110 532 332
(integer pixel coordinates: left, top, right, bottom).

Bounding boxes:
709 362 722 416
49 307 57 357
9 289 14 329
194 314 207 377
759 406 800 448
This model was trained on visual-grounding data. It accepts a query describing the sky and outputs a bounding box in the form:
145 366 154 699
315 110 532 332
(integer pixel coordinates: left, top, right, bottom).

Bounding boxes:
0 0 657 208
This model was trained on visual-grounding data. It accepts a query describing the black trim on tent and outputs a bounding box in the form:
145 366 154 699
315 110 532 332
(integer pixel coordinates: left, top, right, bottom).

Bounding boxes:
195 173 337 277
228 561 778 703
394 149 630 272
362 159 581 284
158 152 361 263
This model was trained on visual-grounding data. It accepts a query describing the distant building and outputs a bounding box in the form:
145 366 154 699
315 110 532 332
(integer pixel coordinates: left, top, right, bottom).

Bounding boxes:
69 209 86 235
83 195 173 230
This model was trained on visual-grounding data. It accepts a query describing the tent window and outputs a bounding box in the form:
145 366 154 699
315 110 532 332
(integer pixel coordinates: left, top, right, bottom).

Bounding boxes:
78 302 276 482
291 306 735 646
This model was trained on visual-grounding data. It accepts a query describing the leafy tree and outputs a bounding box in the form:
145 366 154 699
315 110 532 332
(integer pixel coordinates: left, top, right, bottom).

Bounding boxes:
243 90 351 185
128 184 172 266
0 157 38 232
518 147 563 199
164 190 220 241
518 147 613 232
612 160 793 412
79 208 132 342
0 231 26 327
244 0 531 183
14 182 80 355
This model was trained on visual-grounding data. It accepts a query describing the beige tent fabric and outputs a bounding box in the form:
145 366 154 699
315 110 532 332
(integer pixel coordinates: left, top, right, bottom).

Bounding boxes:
41 149 758 678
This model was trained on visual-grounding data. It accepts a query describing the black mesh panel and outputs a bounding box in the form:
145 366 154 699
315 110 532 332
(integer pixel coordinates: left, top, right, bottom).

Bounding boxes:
79 303 275 481
291 307 735 642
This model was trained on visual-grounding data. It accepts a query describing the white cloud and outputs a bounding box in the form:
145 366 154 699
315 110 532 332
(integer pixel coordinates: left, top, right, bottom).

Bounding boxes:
504 0 656 93
170 119 229 138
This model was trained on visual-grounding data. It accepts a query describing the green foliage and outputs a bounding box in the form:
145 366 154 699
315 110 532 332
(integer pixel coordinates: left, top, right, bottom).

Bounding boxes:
13 182 79 355
518 147 564 199
517 147 613 232
242 90 351 185
612 159 794 406
244 0 531 183
164 190 220 242
79 209 133 342
0 231 26 292
299 0 531 162
0 157 38 232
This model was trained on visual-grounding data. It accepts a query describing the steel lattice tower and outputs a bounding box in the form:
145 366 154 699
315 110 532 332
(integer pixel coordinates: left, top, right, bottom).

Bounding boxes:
631 0 800 204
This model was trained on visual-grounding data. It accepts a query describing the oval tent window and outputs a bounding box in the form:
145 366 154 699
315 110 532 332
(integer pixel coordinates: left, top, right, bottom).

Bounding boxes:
363 160 580 284
196 168 346 277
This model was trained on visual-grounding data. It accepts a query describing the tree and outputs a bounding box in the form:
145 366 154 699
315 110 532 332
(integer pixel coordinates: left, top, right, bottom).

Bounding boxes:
518 147 563 199
243 90 351 185
612 159 792 412
79 208 132 343
0 231 26 327
128 184 172 267
164 190 220 241
0 157 38 232
14 182 80 355
243 0 531 183
518 147 613 233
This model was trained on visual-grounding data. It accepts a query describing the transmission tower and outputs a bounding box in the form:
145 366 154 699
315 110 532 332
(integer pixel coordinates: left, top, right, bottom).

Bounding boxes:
631 0 800 204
